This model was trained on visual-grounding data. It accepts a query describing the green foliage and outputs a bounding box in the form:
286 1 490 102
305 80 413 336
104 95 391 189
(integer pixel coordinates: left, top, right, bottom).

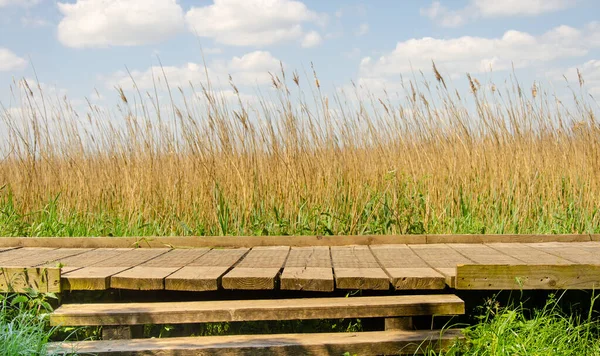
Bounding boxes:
425 294 600 356
0 291 59 356
1 184 598 237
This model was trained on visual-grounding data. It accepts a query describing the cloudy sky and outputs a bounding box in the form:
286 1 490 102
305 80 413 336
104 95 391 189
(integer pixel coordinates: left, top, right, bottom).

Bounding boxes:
1 0 599 111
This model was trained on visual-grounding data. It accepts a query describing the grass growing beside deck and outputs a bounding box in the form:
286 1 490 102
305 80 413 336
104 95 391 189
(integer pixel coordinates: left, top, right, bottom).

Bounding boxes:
4 291 600 355
0 188 598 237
0 292 58 356
432 294 600 355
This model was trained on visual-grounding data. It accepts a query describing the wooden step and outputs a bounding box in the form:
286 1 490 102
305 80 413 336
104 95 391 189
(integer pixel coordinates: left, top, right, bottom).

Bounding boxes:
50 294 464 327
48 329 463 355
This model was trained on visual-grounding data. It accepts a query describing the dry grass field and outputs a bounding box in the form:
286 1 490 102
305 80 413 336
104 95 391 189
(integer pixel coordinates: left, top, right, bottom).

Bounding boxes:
1 65 599 236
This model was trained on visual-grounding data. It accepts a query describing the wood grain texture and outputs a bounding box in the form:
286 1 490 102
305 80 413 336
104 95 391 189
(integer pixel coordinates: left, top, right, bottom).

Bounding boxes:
456 264 600 289
0 234 591 249
165 248 248 291
0 267 60 293
427 234 591 244
62 267 131 291
370 245 445 290
48 329 463 356
448 244 522 264
62 249 170 291
486 243 572 264
529 242 600 264
0 235 427 249
331 246 389 290
280 246 333 292
49 294 464 326
42 248 133 272
222 246 289 290
587 235 600 242
385 317 413 330
409 245 474 287
111 249 209 290
0 248 57 264
2 248 91 267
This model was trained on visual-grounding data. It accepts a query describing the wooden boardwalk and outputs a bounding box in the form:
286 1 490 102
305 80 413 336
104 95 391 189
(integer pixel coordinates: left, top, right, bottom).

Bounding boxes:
3 241 600 292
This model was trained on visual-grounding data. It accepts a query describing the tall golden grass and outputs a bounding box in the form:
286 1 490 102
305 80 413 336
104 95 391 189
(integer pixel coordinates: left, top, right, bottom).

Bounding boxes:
0 64 599 235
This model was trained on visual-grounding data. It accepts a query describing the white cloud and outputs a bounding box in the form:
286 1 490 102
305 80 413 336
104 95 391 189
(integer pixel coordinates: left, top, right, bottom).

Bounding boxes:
108 51 282 90
359 23 599 81
422 0 575 27
57 0 185 48
185 0 325 47
1 79 69 122
0 48 27 71
213 89 262 106
224 51 281 85
564 60 600 96
356 23 369 36
0 0 40 7
474 0 573 16
301 31 322 48
19 78 69 99
420 2 468 28
107 62 209 91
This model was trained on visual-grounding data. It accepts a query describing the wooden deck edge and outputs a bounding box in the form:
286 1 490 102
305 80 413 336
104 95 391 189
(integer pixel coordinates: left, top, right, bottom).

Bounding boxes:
0 234 594 248
427 234 593 244
47 329 464 355
456 263 600 290
49 295 465 326
0 267 61 293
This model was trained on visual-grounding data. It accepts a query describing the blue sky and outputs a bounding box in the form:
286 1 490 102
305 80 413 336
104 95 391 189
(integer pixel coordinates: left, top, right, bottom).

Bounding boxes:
1 0 600 112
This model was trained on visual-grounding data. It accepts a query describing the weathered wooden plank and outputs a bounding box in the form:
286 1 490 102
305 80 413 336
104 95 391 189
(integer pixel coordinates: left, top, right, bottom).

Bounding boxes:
49 329 463 356
110 249 210 290
330 246 389 290
486 243 572 264
0 234 592 250
62 249 170 291
456 264 600 290
0 248 56 264
566 241 600 248
370 245 445 290
92 248 171 268
527 242 600 264
385 317 413 330
0 267 60 293
165 248 248 291
42 248 133 272
448 244 522 264
3 248 91 268
280 246 333 292
0 235 428 249
50 295 464 326
222 246 290 290
427 234 591 244
409 244 474 287
56 249 133 290
61 266 83 274
62 268 128 290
